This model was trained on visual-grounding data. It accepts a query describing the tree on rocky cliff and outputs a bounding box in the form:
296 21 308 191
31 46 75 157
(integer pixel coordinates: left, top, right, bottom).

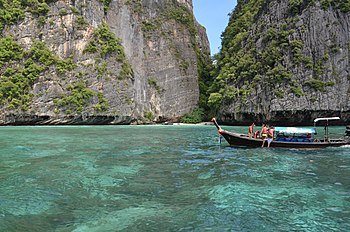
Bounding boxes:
207 0 350 124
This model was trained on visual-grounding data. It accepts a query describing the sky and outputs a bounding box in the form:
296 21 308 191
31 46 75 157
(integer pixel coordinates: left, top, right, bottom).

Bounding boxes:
192 0 237 55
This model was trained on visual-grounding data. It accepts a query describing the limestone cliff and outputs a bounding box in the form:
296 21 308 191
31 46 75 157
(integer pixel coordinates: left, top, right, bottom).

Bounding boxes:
211 0 350 125
0 0 210 125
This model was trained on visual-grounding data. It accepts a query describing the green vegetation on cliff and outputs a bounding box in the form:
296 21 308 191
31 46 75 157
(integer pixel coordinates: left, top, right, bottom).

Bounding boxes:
0 0 212 123
0 2 132 114
99 0 112 14
180 107 204 123
207 0 345 115
166 4 196 33
0 0 50 30
54 81 95 114
84 22 133 80
208 0 264 111
84 22 124 59
0 37 75 110
320 0 350 12
54 80 109 114
288 0 350 13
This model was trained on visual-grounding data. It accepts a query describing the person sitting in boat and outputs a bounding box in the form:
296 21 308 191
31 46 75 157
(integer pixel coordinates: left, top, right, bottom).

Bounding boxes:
261 124 268 147
254 130 260 139
266 126 275 147
248 122 255 138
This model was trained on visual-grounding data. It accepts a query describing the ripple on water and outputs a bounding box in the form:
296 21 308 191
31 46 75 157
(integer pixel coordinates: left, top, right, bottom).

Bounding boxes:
72 202 172 232
0 186 56 216
207 180 350 231
0 125 349 231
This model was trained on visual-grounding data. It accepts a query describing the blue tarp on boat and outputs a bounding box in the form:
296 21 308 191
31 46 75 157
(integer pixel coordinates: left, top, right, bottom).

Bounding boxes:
275 127 315 134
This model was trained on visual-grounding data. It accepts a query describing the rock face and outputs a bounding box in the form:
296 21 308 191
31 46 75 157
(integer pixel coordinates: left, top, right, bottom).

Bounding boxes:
0 0 210 125
213 0 349 125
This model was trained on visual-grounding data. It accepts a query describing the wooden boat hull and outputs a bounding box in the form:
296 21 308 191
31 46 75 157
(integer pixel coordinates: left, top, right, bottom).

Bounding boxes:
220 130 350 148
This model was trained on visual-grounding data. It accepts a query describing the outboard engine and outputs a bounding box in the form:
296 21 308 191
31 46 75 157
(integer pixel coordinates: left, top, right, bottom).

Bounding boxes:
346 125 350 137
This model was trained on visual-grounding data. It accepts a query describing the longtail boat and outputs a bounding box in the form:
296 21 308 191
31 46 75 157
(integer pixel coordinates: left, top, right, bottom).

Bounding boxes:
212 117 350 148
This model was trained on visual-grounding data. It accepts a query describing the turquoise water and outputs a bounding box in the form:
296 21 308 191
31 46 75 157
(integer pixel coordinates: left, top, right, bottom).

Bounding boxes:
0 125 349 231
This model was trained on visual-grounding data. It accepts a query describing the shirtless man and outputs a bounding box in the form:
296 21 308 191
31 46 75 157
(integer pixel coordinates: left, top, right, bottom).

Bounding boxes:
248 122 255 138
267 126 275 147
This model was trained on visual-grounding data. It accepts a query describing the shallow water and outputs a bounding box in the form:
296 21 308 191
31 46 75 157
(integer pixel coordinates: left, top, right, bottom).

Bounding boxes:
0 125 349 231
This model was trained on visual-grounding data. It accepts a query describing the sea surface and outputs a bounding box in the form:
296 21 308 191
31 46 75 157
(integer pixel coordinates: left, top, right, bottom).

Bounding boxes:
0 125 349 231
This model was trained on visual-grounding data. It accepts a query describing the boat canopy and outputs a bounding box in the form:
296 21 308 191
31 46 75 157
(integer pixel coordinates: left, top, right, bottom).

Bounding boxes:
314 117 340 123
275 127 315 134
